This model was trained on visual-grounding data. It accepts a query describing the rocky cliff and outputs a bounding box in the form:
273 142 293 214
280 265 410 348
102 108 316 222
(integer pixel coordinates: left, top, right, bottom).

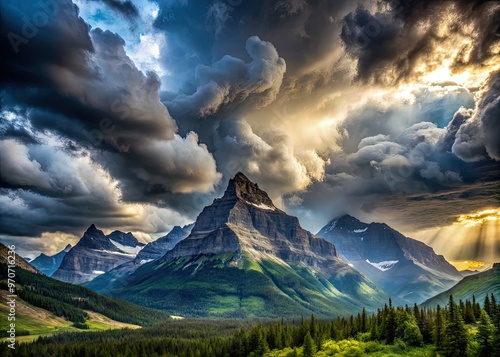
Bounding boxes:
52 225 143 284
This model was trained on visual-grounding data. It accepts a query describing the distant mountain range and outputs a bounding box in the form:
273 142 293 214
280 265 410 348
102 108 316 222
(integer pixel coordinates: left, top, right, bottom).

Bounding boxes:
89 172 388 318
316 215 462 304
86 223 194 293
422 263 500 308
51 225 145 284
30 244 72 276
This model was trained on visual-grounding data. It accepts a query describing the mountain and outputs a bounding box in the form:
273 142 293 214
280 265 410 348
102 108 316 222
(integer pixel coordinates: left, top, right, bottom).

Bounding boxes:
422 263 500 308
94 172 389 318
0 242 41 274
52 225 144 284
135 223 194 261
30 244 72 276
85 223 194 292
316 215 462 304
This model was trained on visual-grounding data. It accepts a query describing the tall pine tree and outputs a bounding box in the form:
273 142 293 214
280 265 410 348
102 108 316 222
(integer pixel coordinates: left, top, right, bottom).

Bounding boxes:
443 295 469 357
476 309 493 357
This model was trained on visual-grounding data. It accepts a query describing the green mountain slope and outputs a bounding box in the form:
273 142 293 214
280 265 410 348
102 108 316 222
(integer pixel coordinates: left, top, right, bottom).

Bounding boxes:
108 252 386 318
421 263 500 307
0 262 171 328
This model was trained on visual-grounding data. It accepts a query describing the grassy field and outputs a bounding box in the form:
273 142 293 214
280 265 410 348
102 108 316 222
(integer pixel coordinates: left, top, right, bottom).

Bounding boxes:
0 289 139 343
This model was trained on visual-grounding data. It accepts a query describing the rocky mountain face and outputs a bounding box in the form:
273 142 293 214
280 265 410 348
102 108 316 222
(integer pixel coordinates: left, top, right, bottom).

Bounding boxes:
317 215 463 304
0 242 41 274
422 262 500 308
86 223 194 292
30 244 72 276
136 224 194 261
52 225 144 284
99 173 389 318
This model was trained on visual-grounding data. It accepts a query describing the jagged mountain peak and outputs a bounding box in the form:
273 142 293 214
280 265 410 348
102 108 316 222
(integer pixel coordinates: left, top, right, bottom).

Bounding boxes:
223 172 276 210
52 225 144 284
86 223 98 232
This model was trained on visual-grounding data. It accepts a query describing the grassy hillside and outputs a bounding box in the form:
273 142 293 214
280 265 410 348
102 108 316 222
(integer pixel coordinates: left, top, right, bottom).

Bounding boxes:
421 267 500 307
0 263 171 328
0 289 139 342
105 253 387 318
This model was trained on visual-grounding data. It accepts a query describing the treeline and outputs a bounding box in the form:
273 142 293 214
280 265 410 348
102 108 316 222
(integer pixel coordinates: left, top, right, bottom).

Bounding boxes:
1 293 499 357
0 264 171 326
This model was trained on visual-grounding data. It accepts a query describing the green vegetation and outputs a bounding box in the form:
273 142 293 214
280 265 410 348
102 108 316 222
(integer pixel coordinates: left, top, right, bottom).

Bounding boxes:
110 254 386 318
422 268 500 308
0 264 171 327
3 293 500 357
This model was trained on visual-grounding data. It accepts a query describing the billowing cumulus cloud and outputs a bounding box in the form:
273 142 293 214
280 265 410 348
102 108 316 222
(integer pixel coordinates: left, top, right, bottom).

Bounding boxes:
453 71 500 162
0 136 191 238
0 0 499 259
0 0 221 197
167 36 286 117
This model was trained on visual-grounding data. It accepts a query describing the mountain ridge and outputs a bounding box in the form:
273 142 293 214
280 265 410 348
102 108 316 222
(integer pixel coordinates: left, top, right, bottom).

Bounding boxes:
52 226 144 284
30 244 72 276
317 214 462 304
422 263 500 308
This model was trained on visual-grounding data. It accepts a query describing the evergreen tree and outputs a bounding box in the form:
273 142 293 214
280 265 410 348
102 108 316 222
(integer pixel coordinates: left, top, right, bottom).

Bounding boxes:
443 295 469 357
302 332 315 357
361 307 368 333
473 295 481 319
433 304 445 350
490 293 497 315
491 301 500 357
476 309 493 357
484 295 491 316
465 300 476 323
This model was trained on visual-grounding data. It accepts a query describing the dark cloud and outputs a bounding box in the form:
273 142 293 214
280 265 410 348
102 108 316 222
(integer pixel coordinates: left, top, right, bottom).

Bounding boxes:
0 0 498 256
0 0 220 238
340 1 500 85
0 1 220 200
101 0 139 20
453 71 500 161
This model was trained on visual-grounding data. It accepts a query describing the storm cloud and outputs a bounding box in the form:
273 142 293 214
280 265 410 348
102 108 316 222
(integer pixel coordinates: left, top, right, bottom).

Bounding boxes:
0 0 498 259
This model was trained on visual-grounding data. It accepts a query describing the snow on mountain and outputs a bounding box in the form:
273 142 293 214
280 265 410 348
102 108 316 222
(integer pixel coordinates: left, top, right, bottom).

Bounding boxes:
366 259 399 271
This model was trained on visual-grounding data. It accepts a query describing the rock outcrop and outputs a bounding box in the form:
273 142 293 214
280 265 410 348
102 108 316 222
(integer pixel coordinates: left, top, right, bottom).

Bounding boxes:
161 173 336 270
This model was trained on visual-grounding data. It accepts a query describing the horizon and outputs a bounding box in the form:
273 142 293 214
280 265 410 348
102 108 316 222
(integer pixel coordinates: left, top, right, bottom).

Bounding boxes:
1 0 499 271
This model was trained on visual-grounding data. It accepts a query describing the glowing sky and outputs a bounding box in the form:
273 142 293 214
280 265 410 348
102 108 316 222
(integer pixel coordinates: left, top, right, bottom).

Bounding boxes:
0 0 499 265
